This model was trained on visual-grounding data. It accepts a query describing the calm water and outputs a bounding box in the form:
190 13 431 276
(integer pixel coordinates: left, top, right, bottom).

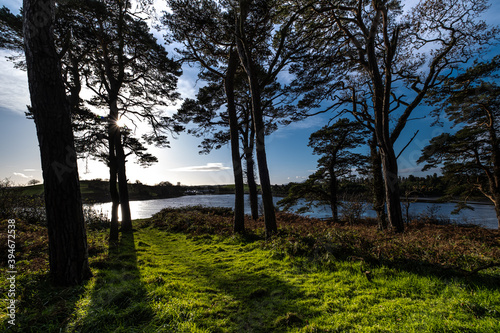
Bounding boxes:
88 194 498 229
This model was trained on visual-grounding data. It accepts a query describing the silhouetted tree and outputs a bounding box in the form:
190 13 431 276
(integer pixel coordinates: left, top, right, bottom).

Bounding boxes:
27 179 41 186
291 0 497 232
418 56 500 228
164 0 247 233
45 0 180 239
1 1 181 241
165 0 303 231
23 0 91 285
278 118 368 222
369 134 387 230
235 0 316 238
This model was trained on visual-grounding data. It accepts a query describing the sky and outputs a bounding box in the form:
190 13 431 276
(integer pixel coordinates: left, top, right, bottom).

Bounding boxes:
0 0 499 186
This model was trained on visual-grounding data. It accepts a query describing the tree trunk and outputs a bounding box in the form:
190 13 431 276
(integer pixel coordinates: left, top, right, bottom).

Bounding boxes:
244 120 259 220
108 98 132 232
487 121 500 229
328 166 339 223
370 137 387 230
251 85 277 238
236 0 277 238
380 147 404 232
225 49 245 234
108 123 119 241
23 0 91 285
246 145 259 220
115 134 132 232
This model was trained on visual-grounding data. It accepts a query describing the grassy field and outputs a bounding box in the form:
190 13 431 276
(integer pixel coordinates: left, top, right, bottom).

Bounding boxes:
1 210 499 332
12 182 101 197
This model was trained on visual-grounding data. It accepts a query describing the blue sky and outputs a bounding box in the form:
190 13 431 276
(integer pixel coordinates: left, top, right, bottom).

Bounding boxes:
0 0 499 186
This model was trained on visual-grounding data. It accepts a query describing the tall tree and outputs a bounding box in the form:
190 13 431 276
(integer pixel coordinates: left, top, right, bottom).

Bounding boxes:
235 0 315 238
23 0 91 285
164 0 247 233
369 133 387 230
75 0 181 236
176 69 292 221
226 48 246 233
291 0 497 232
418 56 500 228
278 118 368 222
1 1 181 240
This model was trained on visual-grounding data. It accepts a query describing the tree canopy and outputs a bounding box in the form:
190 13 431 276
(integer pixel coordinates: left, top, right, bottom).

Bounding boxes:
288 0 498 231
418 55 500 227
278 118 368 223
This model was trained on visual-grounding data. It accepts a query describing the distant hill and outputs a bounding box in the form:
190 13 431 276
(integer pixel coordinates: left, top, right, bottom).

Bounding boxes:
12 180 184 203
12 180 247 203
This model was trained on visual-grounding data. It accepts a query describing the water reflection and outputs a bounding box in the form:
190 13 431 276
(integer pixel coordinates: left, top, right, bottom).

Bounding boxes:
86 194 498 229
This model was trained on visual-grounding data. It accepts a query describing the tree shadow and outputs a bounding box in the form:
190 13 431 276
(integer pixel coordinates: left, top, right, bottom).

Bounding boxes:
2 271 87 331
373 257 500 292
68 231 153 332
207 269 316 332
172 241 321 332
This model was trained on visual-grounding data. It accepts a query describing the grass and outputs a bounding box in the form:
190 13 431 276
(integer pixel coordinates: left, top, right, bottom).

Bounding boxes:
1 209 499 332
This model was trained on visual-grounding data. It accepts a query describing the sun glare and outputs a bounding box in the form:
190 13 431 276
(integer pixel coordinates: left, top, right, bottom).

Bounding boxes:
115 117 126 128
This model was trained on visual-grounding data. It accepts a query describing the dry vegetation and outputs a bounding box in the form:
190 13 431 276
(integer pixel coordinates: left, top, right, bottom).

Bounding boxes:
147 207 500 276
1 208 499 331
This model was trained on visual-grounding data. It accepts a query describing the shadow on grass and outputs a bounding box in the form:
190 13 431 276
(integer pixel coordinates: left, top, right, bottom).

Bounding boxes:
68 231 153 332
0 271 87 331
377 257 500 291
165 238 320 332
207 269 316 332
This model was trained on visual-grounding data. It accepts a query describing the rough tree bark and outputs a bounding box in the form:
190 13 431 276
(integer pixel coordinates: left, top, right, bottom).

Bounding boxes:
370 135 387 230
236 0 277 238
116 133 132 232
328 164 339 224
108 121 120 241
242 110 259 220
225 49 245 233
23 0 91 285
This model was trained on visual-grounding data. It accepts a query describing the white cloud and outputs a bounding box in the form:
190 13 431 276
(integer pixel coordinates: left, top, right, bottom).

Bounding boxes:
13 172 33 179
171 163 231 172
23 169 37 172
0 51 30 115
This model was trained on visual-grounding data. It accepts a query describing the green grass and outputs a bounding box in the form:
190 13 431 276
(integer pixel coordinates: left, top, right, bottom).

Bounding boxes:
1 219 499 332
17 184 44 196
11 182 91 197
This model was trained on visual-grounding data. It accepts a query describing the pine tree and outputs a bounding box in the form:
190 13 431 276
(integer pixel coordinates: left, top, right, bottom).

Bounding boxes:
278 118 368 222
419 56 500 228
23 0 91 285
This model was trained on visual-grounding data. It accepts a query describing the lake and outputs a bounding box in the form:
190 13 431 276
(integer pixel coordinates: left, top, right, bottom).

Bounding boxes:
88 194 499 229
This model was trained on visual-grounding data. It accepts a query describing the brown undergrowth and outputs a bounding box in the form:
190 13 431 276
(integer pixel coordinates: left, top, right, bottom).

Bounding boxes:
2 207 498 278
0 218 108 274
148 207 500 277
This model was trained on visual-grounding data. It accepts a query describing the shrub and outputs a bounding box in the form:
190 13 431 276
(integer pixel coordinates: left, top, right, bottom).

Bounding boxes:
84 206 110 230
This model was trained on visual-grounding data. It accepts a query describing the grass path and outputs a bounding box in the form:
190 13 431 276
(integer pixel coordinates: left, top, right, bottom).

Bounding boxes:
2 223 499 332
62 226 499 332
